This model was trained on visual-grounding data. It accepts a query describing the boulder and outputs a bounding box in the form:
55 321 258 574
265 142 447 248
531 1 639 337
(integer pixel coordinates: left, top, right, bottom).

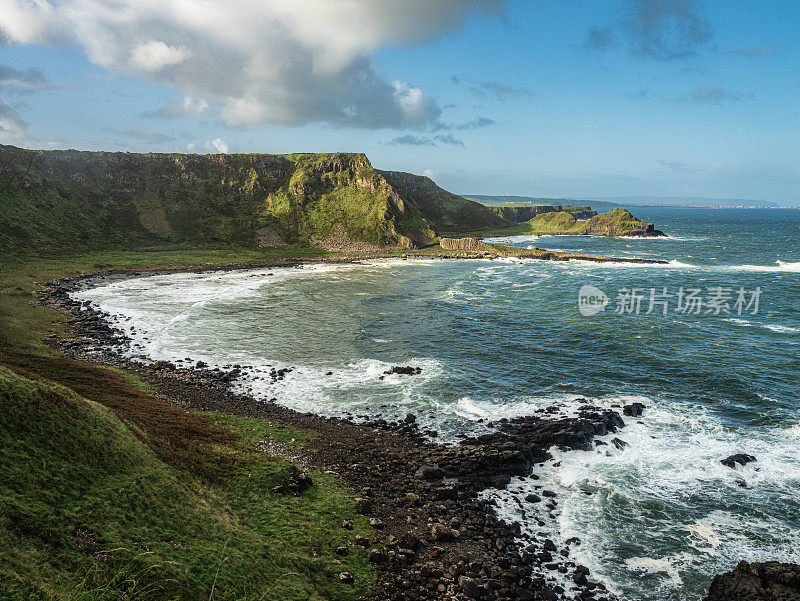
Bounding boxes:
721 454 757 469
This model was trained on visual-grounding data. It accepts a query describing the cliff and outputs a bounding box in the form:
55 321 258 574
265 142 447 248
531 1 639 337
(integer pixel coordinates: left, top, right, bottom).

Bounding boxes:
487 205 597 223
0 145 510 257
378 170 510 233
526 208 665 237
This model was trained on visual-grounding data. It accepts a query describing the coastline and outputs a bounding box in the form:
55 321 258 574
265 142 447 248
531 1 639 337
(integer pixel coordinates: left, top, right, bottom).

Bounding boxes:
40 253 639 601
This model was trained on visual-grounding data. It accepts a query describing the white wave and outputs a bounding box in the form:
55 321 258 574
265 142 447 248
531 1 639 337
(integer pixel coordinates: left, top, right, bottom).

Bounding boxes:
762 324 800 334
723 318 753 327
624 557 683 586
483 393 800 600
482 234 547 245
724 260 800 273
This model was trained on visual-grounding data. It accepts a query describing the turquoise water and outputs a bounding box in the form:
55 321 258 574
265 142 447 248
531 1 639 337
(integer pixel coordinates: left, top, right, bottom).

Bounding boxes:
75 208 800 600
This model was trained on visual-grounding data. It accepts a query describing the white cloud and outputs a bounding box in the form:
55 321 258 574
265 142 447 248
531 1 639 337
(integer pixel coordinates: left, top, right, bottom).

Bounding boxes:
205 138 229 154
0 0 504 129
129 41 190 71
0 96 27 144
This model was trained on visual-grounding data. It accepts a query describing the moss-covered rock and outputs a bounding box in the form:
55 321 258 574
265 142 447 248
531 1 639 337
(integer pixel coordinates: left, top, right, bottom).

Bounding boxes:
526 208 664 236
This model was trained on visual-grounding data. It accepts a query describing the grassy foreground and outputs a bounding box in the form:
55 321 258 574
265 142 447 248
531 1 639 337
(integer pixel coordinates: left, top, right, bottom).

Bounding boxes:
0 247 372 600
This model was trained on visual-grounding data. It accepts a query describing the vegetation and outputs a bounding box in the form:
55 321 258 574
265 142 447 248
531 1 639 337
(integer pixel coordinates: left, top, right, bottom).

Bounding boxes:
0 145 517 257
485 205 596 223
379 170 509 233
0 249 373 600
526 208 660 236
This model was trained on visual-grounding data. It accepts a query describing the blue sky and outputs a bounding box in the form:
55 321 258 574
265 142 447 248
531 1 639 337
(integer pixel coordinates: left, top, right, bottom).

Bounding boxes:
0 0 798 204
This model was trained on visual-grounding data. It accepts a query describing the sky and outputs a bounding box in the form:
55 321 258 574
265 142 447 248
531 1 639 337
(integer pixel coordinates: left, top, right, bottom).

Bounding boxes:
0 0 798 204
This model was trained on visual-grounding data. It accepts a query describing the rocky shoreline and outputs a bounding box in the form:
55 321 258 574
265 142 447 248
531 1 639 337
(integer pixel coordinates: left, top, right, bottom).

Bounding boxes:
38 261 795 601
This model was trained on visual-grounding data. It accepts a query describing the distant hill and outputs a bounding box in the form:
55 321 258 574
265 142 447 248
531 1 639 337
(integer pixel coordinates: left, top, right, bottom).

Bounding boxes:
467 194 783 210
464 194 622 213
580 196 780 208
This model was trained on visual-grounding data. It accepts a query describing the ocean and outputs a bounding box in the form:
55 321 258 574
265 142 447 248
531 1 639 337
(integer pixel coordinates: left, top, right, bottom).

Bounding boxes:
73 207 800 600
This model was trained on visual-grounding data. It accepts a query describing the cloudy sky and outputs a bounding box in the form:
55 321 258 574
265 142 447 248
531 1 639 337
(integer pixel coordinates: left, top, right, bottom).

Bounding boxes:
0 0 798 204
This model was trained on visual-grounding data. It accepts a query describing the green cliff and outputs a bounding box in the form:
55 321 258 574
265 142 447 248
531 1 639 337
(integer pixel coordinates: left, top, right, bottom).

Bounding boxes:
526 208 664 237
378 171 510 233
0 145 510 257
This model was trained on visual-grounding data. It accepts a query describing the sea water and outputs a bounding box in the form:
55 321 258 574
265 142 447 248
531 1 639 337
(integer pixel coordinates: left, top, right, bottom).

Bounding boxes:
73 208 800 600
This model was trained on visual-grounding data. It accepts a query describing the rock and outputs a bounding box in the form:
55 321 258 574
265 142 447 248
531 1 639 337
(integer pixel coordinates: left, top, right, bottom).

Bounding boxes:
611 437 628 450
339 572 354 585
430 523 452 541
368 548 386 564
542 490 557 498
405 492 421 506
369 518 384 529
335 546 349 556
383 365 422 376
404 413 417 424
524 493 542 503
398 531 420 549
704 561 800 600
543 539 557 552
341 520 353 530
195 360 207 368
721 453 757 469
354 535 369 547
623 402 645 417
417 465 444 480
354 498 372 515
459 575 486 599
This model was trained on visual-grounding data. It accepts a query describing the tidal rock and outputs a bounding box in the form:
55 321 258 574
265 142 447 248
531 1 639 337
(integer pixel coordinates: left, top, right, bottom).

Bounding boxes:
623 402 645 417
721 453 757 469
704 561 800 601
383 365 422 376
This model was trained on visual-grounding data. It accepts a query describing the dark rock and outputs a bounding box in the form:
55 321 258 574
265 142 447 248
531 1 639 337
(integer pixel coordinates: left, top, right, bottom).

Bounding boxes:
721 454 757 469
623 402 645 417
383 365 422 376
459 575 485 599
335 546 349 556
704 561 800 601
339 571 354 585
611 437 628 450
404 413 417 424
354 498 372 515
524 493 541 503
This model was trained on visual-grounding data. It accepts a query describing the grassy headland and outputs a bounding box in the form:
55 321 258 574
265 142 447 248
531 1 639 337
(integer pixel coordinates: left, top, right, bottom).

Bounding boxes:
0 248 377 600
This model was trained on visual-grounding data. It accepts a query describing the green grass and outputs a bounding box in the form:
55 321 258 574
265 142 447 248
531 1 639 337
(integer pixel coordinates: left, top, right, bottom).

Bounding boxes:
0 247 374 600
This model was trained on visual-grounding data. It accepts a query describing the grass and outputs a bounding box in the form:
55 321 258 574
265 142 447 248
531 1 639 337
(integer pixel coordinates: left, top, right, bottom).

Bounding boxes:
441 208 655 238
0 246 373 600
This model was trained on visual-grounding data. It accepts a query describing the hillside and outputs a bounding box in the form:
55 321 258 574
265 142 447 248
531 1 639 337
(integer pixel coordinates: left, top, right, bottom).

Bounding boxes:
526 208 665 236
379 171 509 233
0 145 512 257
0 364 371 600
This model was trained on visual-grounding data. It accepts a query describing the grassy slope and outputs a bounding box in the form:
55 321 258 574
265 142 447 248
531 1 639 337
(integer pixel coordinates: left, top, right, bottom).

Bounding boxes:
0 249 372 600
0 146 443 257
378 171 509 233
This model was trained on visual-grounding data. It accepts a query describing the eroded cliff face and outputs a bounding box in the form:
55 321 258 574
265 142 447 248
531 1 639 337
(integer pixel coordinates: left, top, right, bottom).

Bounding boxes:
378 171 510 233
0 146 442 256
